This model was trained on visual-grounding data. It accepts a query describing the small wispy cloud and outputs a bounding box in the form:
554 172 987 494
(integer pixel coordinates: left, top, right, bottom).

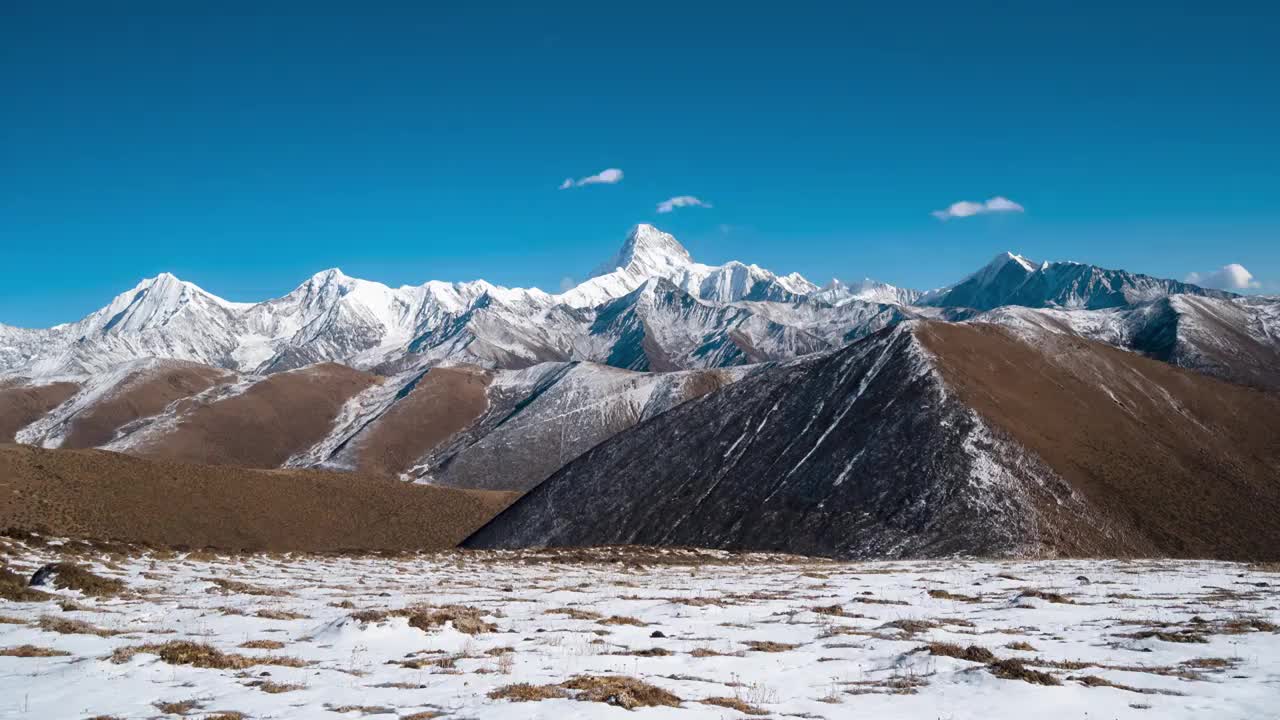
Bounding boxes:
558 168 623 189
558 276 577 292
656 195 712 213
1186 264 1261 291
932 196 1025 221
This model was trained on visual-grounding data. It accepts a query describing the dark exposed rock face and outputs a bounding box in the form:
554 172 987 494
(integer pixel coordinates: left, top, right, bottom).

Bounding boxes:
468 321 1280 561
466 324 1092 558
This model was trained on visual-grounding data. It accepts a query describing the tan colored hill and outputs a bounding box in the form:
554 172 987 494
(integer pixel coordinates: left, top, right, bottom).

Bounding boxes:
61 361 232 448
129 362 381 467
0 380 79 442
343 366 493 477
0 443 514 552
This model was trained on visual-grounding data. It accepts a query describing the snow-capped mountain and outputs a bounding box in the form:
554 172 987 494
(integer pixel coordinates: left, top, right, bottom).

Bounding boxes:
562 224 817 307
0 224 879 378
1 224 1270 391
921 251 1235 311
812 278 923 307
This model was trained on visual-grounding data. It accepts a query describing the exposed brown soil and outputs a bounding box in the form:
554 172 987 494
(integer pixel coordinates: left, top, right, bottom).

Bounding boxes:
918 321 1280 560
132 363 381 468
0 381 79 441
62 362 231 448
348 366 491 476
0 443 515 551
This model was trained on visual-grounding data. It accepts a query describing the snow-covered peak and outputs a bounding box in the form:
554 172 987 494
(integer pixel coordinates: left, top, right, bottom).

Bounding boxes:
85 273 234 335
979 251 1037 279
812 277 921 307
590 224 695 278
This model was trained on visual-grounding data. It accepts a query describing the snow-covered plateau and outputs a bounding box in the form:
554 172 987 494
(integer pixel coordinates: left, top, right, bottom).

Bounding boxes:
1 539 1277 719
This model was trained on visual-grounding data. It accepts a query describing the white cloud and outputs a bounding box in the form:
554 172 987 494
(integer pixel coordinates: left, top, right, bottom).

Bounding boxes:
558 168 623 189
932 196 1025 221
558 276 577 292
656 195 712 213
1185 263 1261 290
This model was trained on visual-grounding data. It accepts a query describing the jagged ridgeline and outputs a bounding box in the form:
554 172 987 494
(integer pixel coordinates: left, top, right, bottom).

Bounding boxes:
3 225 1278 558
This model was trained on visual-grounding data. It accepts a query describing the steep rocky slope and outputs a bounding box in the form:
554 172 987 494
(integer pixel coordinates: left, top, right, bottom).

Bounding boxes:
468 322 1280 560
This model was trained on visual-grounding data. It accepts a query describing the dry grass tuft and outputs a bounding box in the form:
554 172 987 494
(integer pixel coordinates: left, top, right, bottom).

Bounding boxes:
0 644 70 657
255 680 305 694
37 563 127 597
849 595 910 606
546 607 602 621
560 674 682 709
1073 675 1182 695
324 705 394 715
239 639 286 650
989 658 1062 685
1005 641 1038 651
1182 657 1235 670
153 699 202 714
883 618 938 635
811 604 845 616
927 642 997 663
702 696 768 715
489 675 681 709
617 647 672 657
204 577 287 596
928 589 982 602
0 615 26 624
407 605 495 635
254 608 308 620
745 640 799 653
598 615 647 627
1220 617 1278 634
38 614 117 637
1017 589 1074 604
110 640 307 669
488 683 570 702
1119 630 1209 644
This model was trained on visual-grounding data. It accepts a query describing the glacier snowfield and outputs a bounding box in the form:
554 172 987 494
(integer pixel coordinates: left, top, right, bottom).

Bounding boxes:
1 541 1277 719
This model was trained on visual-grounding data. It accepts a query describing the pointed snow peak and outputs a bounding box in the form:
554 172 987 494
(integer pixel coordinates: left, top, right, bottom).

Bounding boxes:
309 268 351 284
991 251 1037 273
591 224 694 279
961 251 1038 287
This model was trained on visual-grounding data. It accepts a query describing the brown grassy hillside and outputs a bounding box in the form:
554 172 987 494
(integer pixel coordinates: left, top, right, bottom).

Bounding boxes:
0 443 515 552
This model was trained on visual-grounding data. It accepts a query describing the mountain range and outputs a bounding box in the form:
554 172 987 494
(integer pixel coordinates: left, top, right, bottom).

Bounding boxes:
2 224 1278 559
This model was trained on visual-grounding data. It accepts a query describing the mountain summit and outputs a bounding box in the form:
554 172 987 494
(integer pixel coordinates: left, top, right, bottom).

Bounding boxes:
590 224 694 278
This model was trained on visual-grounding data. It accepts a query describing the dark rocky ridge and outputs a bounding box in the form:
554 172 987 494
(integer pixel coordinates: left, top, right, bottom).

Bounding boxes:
467 321 1280 560
466 324 1099 558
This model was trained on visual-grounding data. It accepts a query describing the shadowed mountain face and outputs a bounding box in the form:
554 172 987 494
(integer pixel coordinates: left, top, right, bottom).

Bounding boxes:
468 322 1280 560
467 324 1093 559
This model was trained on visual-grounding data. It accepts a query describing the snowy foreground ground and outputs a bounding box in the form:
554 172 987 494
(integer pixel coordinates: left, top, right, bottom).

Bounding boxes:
1 541 1278 719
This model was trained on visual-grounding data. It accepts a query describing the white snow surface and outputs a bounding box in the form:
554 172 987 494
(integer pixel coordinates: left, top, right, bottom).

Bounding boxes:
1 541 1277 719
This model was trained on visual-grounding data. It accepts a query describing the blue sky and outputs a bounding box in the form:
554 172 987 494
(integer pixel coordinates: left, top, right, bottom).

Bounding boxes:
2 1 1277 326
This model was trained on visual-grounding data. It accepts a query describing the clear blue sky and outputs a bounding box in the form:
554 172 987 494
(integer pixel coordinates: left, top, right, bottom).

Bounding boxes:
3 1 1277 326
